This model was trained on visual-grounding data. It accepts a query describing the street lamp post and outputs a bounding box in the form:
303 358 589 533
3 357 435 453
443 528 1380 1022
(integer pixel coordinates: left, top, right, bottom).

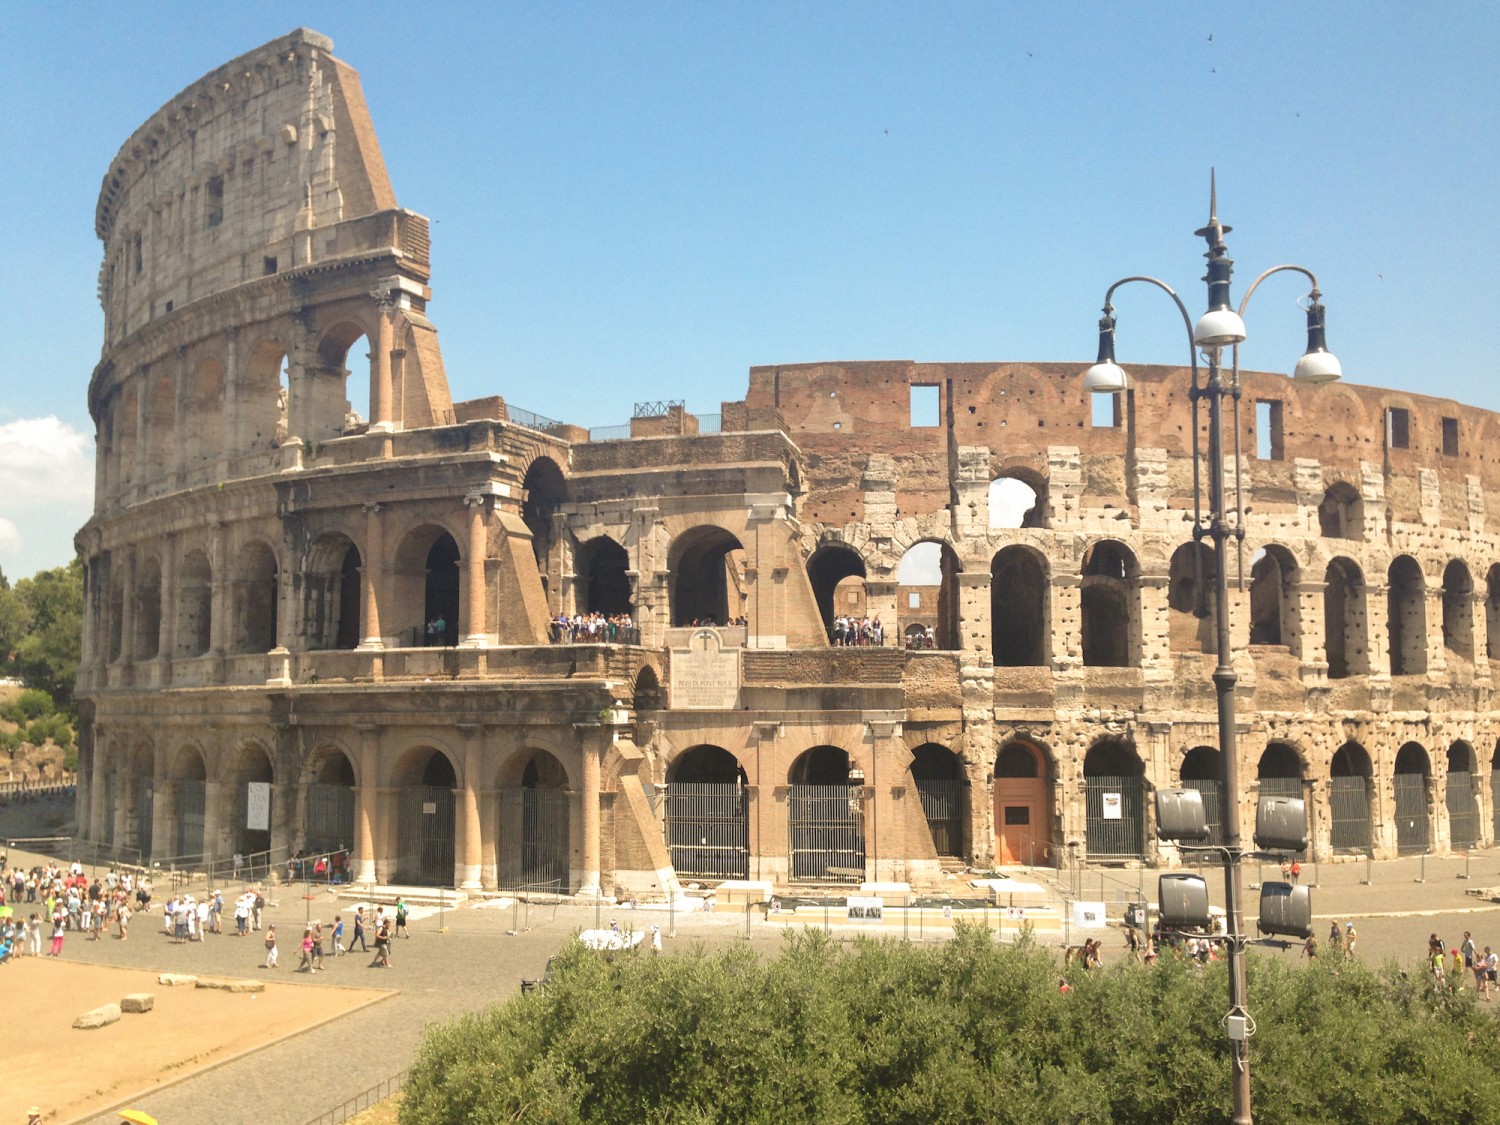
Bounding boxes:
1082 176 1339 1125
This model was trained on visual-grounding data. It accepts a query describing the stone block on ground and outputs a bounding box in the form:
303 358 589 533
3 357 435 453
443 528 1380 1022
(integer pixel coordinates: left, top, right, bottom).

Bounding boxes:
74 1003 121 1029
158 973 198 986
194 976 265 993
121 992 155 1013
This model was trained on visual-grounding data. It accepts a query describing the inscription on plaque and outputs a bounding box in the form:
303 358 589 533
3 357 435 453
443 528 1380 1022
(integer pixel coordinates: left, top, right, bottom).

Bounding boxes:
670 628 740 710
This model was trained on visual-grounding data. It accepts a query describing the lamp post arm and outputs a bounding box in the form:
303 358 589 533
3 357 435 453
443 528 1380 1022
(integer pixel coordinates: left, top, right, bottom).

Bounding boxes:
1235 264 1321 318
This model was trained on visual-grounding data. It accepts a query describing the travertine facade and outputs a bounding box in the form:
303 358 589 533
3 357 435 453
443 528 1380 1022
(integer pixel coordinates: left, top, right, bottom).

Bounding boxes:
75 31 1500 895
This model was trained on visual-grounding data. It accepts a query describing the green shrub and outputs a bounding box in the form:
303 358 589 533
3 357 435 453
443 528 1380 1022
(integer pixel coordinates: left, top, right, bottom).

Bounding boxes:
14 688 53 720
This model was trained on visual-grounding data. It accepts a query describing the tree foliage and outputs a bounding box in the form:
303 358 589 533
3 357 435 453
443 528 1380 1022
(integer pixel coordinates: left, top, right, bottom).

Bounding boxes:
3 559 83 711
403 925 1500 1125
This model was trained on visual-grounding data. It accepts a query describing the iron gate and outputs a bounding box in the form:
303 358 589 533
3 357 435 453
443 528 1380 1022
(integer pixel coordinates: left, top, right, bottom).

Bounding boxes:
1394 773 1429 854
915 778 963 856
176 779 205 861
1084 775 1144 859
1447 771 1480 850
396 785 455 886
1329 775 1371 850
1181 778 1224 847
665 782 748 879
789 784 865 882
1257 776 1306 856
497 788 570 891
135 775 154 856
305 784 356 857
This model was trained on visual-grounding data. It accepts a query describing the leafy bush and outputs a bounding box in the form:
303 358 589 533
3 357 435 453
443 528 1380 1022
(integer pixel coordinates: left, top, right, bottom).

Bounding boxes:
13 688 52 721
402 925 1500 1125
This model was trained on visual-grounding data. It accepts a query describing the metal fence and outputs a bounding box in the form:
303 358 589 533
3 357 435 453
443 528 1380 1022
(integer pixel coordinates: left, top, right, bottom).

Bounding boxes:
665 782 749 879
176 780 206 861
304 1069 407 1125
1393 772 1430 854
396 785 455 886
915 778 963 856
1329 775 1372 851
789 784 865 882
1084 775 1144 859
1180 777 1224 847
1447 771 1480 849
305 784 356 857
497 788 570 890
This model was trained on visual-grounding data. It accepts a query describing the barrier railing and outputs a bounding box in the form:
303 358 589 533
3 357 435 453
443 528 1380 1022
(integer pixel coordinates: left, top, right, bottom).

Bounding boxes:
304 1069 408 1125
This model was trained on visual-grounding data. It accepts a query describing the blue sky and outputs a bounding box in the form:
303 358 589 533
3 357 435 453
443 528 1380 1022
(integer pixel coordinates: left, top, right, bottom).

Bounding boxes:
3 2 1496 579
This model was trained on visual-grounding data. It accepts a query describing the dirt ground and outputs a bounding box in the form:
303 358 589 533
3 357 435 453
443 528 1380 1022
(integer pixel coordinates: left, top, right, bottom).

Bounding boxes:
4 958 393 1124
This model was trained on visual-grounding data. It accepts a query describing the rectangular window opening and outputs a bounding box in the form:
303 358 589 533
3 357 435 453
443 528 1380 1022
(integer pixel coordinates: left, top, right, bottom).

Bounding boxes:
1090 392 1121 429
907 592 921 609
1442 416 1459 456
264 256 278 275
1387 406 1410 450
1256 400 1284 461
910 384 940 427
206 175 224 228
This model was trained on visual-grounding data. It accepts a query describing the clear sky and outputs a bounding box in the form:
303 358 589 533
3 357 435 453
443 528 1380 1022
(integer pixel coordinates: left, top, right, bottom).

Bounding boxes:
3 2 1496 580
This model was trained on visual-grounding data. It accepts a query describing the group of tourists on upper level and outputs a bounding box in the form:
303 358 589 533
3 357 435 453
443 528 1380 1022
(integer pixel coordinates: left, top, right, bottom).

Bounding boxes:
549 612 639 645
831 615 885 647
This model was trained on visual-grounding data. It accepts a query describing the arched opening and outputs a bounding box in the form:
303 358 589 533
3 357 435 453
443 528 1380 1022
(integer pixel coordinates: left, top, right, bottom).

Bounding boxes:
106 572 125 664
124 743 155 857
991 547 1047 666
1179 746 1226 846
1083 740 1145 860
184 358 224 478
522 458 569 576
241 339 290 454
1442 560 1474 661
669 526 746 627
1492 740 1500 844
172 746 208 862
994 739 1052 865
392 526 462 647
808 544 867 642
1249 545 1299 650
989 474 1045 530
303 535 362 651
499 749 570 891
304 749 356 860
1318 482 1363 540
911 744 963 858
1324 558 1367 678
1487 566 1500 662
633 666 662 711
313 322 372 440
1447 741 1480 850
897 541 961 650
232 540 279 654
144 374 175 486
1081 540 1140 668
665 746 749 879
176 550 213 658
1388 556 1427 676
134 556 162 660
1257 742 1307 857
576 536 632 617
228 743 275 859
1167 542 1217 654
114 386 138 495
788 746 865 882
1393 742 1431 854
1329 742 1374 851
395 748 457 886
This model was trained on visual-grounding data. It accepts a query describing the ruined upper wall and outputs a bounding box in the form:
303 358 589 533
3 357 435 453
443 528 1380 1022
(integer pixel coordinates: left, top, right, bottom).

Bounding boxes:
94 28 398 347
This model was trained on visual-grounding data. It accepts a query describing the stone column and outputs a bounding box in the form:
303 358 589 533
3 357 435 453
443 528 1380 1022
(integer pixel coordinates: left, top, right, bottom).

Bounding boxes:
867 716 906 884
158 536 177 680
359 503 384 649
956 571 992 666
89 729 109 845
209 523 229 660
460 494 489 646
370 295 395 432
150 774 173 865
354 724 379 885
458 724 484 890
576 726 604 897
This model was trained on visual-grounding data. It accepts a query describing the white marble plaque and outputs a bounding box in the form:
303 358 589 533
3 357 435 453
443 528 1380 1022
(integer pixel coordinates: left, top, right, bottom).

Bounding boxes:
669 628 740 710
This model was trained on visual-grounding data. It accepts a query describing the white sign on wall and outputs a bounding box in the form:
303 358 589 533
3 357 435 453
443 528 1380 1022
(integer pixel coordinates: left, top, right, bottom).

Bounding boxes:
246 782 271 831
669 628 740 710
1102 792 1123 820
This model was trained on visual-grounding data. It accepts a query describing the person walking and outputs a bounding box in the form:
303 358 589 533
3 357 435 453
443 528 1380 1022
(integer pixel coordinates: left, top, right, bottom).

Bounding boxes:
650 923 662 953
298 927 314 972
395 897 409 939
48 905 66 957
374 918 392 968
1462 931 1477 978
312 921 325 971
349 906 368 953
332 915 345 955
26 912 42 957
263 924 278 969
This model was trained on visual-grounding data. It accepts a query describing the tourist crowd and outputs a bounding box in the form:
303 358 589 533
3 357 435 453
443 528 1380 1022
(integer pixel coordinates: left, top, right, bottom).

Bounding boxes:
830 616 885 647
0 858 157 959
549 613 640 644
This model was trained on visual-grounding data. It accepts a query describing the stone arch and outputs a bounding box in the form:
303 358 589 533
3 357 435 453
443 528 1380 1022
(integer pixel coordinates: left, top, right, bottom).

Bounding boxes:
392 745 459 886
808 543 867 641
1249 544 1300 651
1083 739 1145 859
789 745 855 785
1442 559 1474 660
311 318 373 440
1080 539 1140 668
1324 558 1367 678
498 747 571 890
1447 740 1480 850
633 665 663 711
522 456 569 577
910 743 964 858
1387 555 1426 676
225 741 275 858
303 534 362 651
240 338 290 454
1318 481 1363 540
176 549 213 657
897 540 961 650
575 535 632 617
170 743 209 861
1179 745 1226 845
669 525 746 627
143 371 175 484
231 539 279 654
989 470 1046 530
1167 542 1217 654
788 746 865 882
1329 741 1373 851
392 523 462 647
183 356 225 478
114 384 138 495
106 567 125 664
122 740 157 857
1393 741 1431 854
303 744 357 859
666 744 753 878
994 738 1053 864
991 545 1048 666
133 555 162 661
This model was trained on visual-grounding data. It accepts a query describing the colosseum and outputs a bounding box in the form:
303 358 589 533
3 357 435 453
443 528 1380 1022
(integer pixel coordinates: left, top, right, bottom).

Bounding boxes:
73 29 1500 897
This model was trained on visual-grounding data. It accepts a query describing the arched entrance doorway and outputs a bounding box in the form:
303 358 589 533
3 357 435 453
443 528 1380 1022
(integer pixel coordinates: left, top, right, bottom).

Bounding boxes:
665 746 749 880
304 749 356 859
123 743 154 858
1179 746 1226 846
911 744 963 858
1329 742 1373 851
669 526 746 626
395 749 457 886
1446 741 1479 850
576 537 632 616
994 740 1052 865
1258 742 1307 858
499 750 571 891
788 746 865 883
808 544 867 642
1083 740 1144 860
228 743 275 860
172 747 208 862
1393 742 1431 854
991 547 1047 666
